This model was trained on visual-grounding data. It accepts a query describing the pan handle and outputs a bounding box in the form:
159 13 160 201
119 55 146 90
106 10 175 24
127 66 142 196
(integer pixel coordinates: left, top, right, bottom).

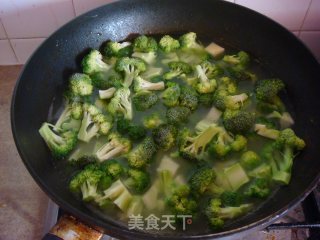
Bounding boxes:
42 215 103 240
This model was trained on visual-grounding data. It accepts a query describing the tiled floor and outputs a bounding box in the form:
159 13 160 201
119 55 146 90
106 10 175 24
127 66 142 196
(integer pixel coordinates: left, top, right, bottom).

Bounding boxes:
0 65 49 240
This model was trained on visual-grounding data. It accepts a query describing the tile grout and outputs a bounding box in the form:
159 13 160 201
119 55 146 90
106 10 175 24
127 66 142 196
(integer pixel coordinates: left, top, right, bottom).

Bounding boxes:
298 0 313 37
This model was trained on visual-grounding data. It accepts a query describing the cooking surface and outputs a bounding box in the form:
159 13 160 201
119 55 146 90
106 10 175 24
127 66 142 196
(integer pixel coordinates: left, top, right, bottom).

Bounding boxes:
0 65 49 240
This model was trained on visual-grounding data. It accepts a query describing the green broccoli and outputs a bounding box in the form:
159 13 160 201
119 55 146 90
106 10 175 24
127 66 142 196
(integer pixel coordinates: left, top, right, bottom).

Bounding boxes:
107 88 132 120
53 101 83 132
267 111 294 129
90 71 123 90
213 90 249 111
189 167 216 195
166 106 191 125
255 78 285 103
240 151 261 170
163 61 193 80
133 35 158 52
133 76 165 92
161 82 181 107
223 51 250 69
223 109 255 134
132 91 158 111
217 76 237 94
142 113 164 129
69 73 93 96
127 137 157 169
127 196 144 216
115 57 146 87
141 67 163 79
152 124 178 151
244 178 271 199
95 133 131 162
179 32 203 50
127 125 147 140
98 87 116 99
199 93 215 107
254 124 280 139
159 35 180 53
103 41 132 57
132 52 157 64
124 169 151 194
39 123 77 159
220 191 243 207
81 50 111 75
205 198 252 230
179 86 199 111
194 61 219 94
100 159 125 179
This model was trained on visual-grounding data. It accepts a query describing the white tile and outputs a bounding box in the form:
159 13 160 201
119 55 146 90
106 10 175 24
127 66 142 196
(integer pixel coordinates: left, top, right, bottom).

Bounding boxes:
73 0 116 16
302 0 320 30
0 0 75 38
235 0 311 31
0 20 7 39
299 31 320 60
0 40 17 65
11 38 45 64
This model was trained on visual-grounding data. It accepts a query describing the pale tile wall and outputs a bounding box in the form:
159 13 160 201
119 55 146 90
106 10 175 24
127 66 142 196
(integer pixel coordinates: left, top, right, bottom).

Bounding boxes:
0 0 319 65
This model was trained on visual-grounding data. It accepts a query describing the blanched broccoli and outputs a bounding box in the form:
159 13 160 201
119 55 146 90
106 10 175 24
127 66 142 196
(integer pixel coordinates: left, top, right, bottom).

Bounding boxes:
91 71 123 90
124 169 151 194
69 73 93 96
127 125 147 140
179 32 203 50
82 50 111 75
103 41 132 57
220 191 243 207
198 93 214 107
194 61 220 94
205 198 252 230
107 88 132 120
133 76 165 92
223 109 255 134
255 78 285 103
179 86 199 111
189 167 216 195
161 82 181 107
100 159 125 179
152 124 178 151
217 76 237 94
39 123 77 159
132 52 157 64
95 133 131 162
127 196 144 216
142 113 164 129
267 111 294 129
213 90 249 111
115 57 147 87
240 151 261 170
166 106 191 125
223 51 250 69
78 104 113 142
132 91 158 111
127 137 157 169
159 35 180 53
244 178 271 199
69 164 104 202
133 35 158 52
53 101 83 132
163 61 193 80
141 67 163 79
99 87 116 99
254 124 280 139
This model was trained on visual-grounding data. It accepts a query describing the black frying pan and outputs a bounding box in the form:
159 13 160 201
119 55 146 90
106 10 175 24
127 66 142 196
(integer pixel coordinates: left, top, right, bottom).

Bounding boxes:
11 0 320 239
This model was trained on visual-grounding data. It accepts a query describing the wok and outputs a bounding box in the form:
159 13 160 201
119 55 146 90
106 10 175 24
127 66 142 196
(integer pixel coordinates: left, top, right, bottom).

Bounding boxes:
11 0 320 239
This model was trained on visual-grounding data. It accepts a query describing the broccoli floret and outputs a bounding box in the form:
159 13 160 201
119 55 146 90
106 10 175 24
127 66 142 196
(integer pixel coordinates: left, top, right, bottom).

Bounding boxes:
95 133 131 162
116 117 131 134
213 90 249 111
267 111 294 129
127 125 147 140
142 113 164 129
161 82 181 107
179 86 199 111
69 73 93 96
255 78 285 103
100 159 125 179
107 88 133 120
159 35 180 53
223 109 255 134
244 178 271 199
163 61 193 80
220 191 243 207
53 101 83 132
228 67 257 82
91 71 123 90
133 76 165 92
223 51 250 69
179 32 203 50
179 123 220 161
189 167 216 195
98 87 116 99
133 35 158 52
167 185 198 216
166 106 191 125
81 50 111 75
115 57 147 87
103 41 132 57
68 154 97 168
78 104 113 142
141 67 163 79
132 52 157 64
217 76 238 94
99 179 133 212
69 165 104 202
124 169 151 194
194 61 219 94
39 123 77 159
132 91 158 111
240 151 261 170
199 93 214 107
254 124 280 139
205 198 252 230
152 124 178 151
127 137 157 169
